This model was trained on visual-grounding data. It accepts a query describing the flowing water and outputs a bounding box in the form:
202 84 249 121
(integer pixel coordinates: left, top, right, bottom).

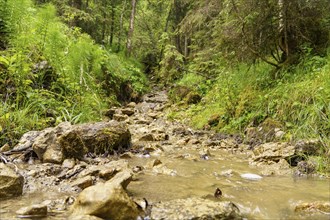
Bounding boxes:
128 148 330 220
1 90 329 219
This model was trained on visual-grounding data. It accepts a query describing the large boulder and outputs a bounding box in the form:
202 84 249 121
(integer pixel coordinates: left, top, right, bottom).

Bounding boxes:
70 171 140 220
151 198 241 220
58 121 131 159
0 163 24 199
23 121 131 163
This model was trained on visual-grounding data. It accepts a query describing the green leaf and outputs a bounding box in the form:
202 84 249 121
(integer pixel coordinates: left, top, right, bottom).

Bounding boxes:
0 56 9 67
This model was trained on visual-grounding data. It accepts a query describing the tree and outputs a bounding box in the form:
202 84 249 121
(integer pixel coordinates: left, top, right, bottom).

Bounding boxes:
126 0 138 56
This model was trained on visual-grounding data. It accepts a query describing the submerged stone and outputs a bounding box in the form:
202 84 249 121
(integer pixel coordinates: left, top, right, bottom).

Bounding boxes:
240 173 263 180
151 197 241 220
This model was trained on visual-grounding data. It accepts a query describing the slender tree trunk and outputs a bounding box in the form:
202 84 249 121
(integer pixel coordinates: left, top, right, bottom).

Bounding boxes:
278 0 288 63
109 3 115 47
184 35 189 58
117 1 127 52
126 0 138 57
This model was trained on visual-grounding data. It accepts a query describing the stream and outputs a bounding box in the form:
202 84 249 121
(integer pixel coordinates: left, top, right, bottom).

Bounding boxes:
0 89 329 219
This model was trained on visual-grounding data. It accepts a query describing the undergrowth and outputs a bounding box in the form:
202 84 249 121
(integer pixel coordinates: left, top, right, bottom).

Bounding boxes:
0 1 148 146
168 53 330 174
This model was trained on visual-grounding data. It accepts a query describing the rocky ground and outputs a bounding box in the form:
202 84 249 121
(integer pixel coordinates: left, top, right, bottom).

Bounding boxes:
0 89 329 220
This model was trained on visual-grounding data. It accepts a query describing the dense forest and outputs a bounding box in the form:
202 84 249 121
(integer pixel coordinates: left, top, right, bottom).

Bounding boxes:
0 0 329 173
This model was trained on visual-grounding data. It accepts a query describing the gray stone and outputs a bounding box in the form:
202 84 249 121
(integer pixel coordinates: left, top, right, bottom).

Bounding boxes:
151 198 241 220
0 163 24 199
16 204 47 217
13 131 41 151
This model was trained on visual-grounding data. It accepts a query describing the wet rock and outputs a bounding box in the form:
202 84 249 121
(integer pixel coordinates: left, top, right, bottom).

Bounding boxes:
43 145 63 164
151 198 241 220
121 108 135 116
27 170 37 177
71 172 140 220
176 139 189 146
113 113 129 122
152 164 177 176
240 173 263 180
296 160 316 175
108 169 133 190
104 108 116 119
99 168 119 180
16 204 48 218
62 158 76 169
71 176 94 189
99 160 129 181
295 201 330 213
221 169 234 177
252 142 295 163
148 112 160 119
295 139 322 156
132 166 144 173
259 159 292 176
189 138 200 144
220 138 239 150
147 159 162 168
13 131 41 151
70 215 103 220
32 123 70 163
135 118 151 125
0 163 24 199
127 102 136 108
139 134 155 142
199 148 212 160
120 152 134 159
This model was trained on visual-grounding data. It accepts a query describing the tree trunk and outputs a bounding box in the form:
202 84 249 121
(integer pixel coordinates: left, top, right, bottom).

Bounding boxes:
117 1 127 52
126 0 138 57
109 3 115 47
278 0 289 63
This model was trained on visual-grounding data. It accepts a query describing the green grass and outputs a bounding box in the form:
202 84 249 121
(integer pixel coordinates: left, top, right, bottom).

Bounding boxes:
168 54 330 174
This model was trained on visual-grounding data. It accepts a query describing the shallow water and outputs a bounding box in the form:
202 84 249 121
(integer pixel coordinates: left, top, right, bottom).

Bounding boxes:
128 148 330 220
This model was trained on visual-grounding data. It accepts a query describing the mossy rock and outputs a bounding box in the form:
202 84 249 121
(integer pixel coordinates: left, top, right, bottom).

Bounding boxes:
169 85 192 102
185 92 202 104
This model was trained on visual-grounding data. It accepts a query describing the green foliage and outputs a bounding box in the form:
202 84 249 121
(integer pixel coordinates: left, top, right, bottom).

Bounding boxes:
0 0 149 147
158 44 184 83
169 53 330 172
